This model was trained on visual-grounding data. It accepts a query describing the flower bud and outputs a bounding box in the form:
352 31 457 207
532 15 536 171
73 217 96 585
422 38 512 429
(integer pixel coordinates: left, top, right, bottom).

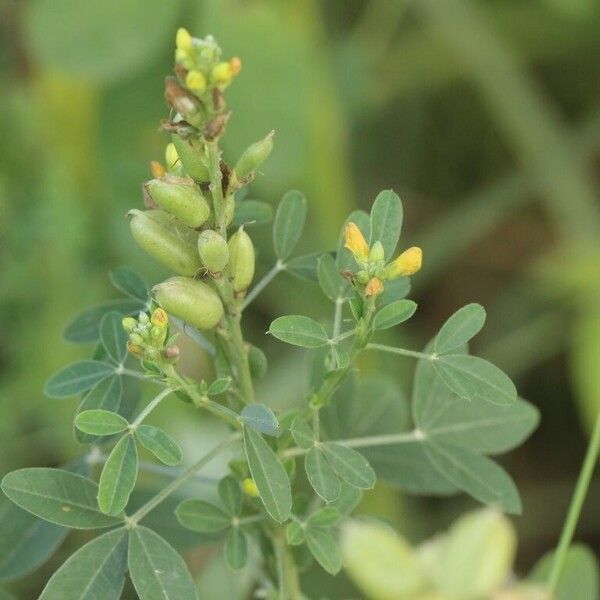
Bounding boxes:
229 57 242 76
369 241 385 263
138 311 149 324
151 308 168 328
185 70 207 93
198 230 229 273
122 317 137 333
145 178 210 228
344 222 370 263
210 61 234 85
163 345 180 360
242 478 259 497
384 247 422 279
128 209 201 276
127 342 145 358
150 161 166 178
171 135 210 182
228 227 255 293
165 143 180 172
176 28 193 53
153 276 224 330
233 131 274 180
365 277 384 297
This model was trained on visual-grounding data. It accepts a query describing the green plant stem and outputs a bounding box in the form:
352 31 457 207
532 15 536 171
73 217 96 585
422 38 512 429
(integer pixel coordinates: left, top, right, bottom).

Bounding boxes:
169 316 216 356
241 261 284 311
332 297 344 339
274 528 301 600
128 433 241 525
548 411 600 592
206 140 226 236
227 311 255 404
130 387 173 428
119 367 166 384
366 343 434 360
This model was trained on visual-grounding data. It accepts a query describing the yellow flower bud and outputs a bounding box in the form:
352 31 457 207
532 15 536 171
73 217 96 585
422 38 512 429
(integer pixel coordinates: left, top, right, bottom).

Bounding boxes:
176 28 193 52
210 61 233 85
185 69 207 93
151 308 168 328
150 161 166 179
365 277 384 297
165 143 180 172
242 478 259 497
229 57 242 75
122 317 137 333
344 222 370 263
385 247 422 279
127 341 144 358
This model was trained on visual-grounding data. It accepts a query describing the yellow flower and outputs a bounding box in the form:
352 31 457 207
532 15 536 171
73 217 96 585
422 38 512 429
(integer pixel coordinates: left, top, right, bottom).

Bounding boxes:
185 70 207 93
242 478 259 497
365 277 384 297
127 341 144 358
210 62 233 85
385 247 422 278
229 57 242 76
344 222 370 262
176 28 193 53
150 161 166 179
151 308 168 328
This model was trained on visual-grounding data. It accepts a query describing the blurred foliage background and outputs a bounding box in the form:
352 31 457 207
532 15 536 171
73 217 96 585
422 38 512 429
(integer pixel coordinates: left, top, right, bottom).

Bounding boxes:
1 0 599 597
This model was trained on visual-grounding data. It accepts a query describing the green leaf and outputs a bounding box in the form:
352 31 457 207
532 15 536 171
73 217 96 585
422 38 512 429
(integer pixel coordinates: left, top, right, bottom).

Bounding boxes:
243 427 292 523
284 251 324 282
318 254 352 301
414 353 538 454
175 500 231 533
529 544 599 600
109 266 148 301
98 434 138 515
241 403 280 437
0 468 120 529
100 312 128 365
224 527 248 570
128 526 198 600
305 447 341 502
74 375 123 444
330 482 363 515
369 190 403 260
135 425 183 466
28 0 183 84
75 409 129 436
321 444 376 490
273 190 307 260
373 300 417 330
0 498 67 580
305 527 342 575
207 377 232 396
45 360 115 399
39 529 128 600
269 315 328 348
63 299 144 344
433 354 517 405
290 418 315 449
434 303 486 354
233 199 273 227
218 476 242 517
425 441 521 514
336 210 370 271
307 506 342 529
378 277 411 307
286 521 305 545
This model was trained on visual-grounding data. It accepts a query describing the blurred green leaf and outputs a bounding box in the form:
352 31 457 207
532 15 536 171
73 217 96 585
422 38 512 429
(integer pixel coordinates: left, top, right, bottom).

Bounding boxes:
45 360 115 399
98 434 137 515
100 312 128 365
285 251 325 282
233 200 273 227
175 500 231 534
305 447 341 503
290 418 315 449
273 190 307 261
224 527 248 570
241 403 280 437
321 444 376 490
369 190 403 260
378 277 411 307
305 527 342 575
318 253 352 301
307 506 342 529
135 425 183 466
109 266 149 301
218 476 242 517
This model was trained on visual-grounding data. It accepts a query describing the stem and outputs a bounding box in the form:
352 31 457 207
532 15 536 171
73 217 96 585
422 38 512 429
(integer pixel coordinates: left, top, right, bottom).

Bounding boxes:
548 411 600 592
130 387 173 428
169 316 216 355
119 368 167 384
366 343 435 361
274 528 301 599
206 141 225 236
332 297 344 339
227 313 255 404
128 433 241 525
241 261 284 311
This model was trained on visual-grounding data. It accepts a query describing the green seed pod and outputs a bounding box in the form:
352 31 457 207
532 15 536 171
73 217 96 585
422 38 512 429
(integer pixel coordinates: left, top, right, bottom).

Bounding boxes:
145 209 198 246
248 344 268 380
171 135 210 182
198 230 229 273
153 276 224 330
228 227 255 292
145 177 210 228
234 131 274 180
129 209 201 276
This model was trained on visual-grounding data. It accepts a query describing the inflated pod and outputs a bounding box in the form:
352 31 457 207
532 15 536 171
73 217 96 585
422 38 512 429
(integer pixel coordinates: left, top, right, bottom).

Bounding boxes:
198 230 229 273
153 276 224 330
234 131 274 180
171 135 210 182
228 227 255 292
145 209 198 246
128 210 201 276
145 177 210 228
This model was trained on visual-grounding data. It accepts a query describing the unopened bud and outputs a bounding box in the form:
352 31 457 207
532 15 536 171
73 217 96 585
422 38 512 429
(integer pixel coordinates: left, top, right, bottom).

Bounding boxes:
122 317 137 333
365 277 384 297
130 333 145 346
229 57 242 75
344 222 370 263
369 241 385 263
165 143 180 172
150 161 166 179
127 341 144 358
210 61 234 85
233 131 274 180
138 311 149 324
153 276 224 330
384 247 422 279
176 28 193 53
145 178 210 228
185 70 207 93
128 210 201 276
228 227 255 293
242 478 259 497
151 307 168 328
163 345 180 360
198 230 229 273
171 136 210 182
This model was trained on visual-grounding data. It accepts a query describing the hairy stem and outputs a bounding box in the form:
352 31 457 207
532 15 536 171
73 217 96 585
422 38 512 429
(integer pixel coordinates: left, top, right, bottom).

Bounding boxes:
274 528 302 599
241 260 284 311
130 387 173 428
366 343 434 360
548 411 600 592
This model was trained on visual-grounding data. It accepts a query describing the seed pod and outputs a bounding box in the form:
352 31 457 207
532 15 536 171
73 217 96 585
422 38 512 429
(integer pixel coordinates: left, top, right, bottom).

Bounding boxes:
145 178 210 228
128 209 201 276
234 131 274 180
153 276 224 331
145 209 198 246
228 227 255 292
198 230 229 273
171 135 210 182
